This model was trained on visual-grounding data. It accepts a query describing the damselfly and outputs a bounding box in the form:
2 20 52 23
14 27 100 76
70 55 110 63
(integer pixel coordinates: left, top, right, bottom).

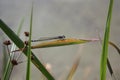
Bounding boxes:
31 35 65 42
12 35 66 52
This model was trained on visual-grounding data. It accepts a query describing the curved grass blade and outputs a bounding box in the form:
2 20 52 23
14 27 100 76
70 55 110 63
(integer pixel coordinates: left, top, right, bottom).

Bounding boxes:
26 5 33 80
100 0 114 80
0 20 55 80
109 41 120 55
108 42 120 80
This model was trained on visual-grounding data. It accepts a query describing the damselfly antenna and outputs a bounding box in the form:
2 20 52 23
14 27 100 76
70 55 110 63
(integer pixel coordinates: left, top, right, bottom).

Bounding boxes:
32 35 65 42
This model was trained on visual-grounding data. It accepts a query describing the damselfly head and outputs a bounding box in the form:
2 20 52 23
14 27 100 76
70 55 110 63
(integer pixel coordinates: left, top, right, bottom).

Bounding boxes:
58 35 65 39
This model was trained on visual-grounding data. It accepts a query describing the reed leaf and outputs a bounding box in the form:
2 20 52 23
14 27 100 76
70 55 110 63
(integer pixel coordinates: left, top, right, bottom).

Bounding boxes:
26 5 33 80
0 20 55 80
31 38 95 49
100 0 114 80
1 18 24 80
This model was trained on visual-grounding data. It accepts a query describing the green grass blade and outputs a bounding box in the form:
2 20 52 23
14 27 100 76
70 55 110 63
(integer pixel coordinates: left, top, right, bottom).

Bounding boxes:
2 46 9 73
17 17 24 36
0 19 24 48
0 20 55 80
1 18 24 80
98 34 118 79
26 5 33 80
2 56 13 80
100 0 114 80
2 45 10 80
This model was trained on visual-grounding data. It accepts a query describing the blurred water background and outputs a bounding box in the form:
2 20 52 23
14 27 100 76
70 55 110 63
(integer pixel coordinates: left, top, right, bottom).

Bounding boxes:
0 0 120 80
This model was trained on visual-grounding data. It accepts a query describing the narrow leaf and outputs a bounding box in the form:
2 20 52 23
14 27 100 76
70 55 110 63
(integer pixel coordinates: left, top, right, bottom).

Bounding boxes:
26 5 33 80
100 0 114 80
0 19 24 48
17 17 24 36
31 38 94 49
2 46 9 73
1 18 24 80
0 20 55 80
67 57 80 80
